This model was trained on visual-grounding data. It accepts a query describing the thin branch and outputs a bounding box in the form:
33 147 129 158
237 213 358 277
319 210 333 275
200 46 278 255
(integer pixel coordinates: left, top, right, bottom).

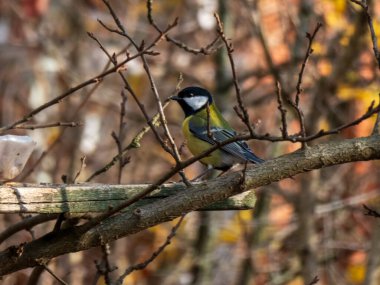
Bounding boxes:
288 22 322 148
350 0 380 68
275 81 288 138
301 101 380 141
87 32 116 64
95 243 116 285
0 214 58 244
15 122 82 130
0 32 168 133
214 13 255 136
349 0 380 135
295 23 323 106
40 264 68 285
308 276 319 285
85 102 167 182
91 21 174 155
27 265 46 285
18 45 132 181
363 204 380 218
116 215 185 284
111 90 129 184
146 0 221 55
73 156 86 183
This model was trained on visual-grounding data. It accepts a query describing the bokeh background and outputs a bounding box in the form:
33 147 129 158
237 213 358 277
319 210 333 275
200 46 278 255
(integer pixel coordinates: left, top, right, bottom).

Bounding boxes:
0 0 380 284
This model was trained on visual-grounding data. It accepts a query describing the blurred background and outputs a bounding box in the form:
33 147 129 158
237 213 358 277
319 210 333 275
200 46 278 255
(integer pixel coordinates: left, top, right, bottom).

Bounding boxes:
0 0 380 284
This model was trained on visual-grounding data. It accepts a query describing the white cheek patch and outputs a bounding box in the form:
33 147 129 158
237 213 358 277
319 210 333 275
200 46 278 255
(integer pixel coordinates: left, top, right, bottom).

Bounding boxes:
183 96 208 110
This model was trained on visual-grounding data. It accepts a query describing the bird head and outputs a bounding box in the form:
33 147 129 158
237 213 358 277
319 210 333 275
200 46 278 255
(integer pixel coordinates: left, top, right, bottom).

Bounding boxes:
170 86 213 117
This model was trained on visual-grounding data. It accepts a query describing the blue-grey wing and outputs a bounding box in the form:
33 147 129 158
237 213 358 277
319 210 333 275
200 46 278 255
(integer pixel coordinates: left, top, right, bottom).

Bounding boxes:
189 121 264 164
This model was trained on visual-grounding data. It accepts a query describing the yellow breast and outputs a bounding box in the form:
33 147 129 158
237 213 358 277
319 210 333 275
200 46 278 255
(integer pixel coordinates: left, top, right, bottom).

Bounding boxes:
182 116 225 167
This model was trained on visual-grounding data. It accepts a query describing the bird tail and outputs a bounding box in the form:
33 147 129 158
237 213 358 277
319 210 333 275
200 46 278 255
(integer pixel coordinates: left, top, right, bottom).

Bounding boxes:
246 151 265 164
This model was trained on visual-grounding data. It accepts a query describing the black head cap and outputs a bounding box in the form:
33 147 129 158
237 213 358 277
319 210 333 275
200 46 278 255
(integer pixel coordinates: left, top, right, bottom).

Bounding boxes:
171 86 213 117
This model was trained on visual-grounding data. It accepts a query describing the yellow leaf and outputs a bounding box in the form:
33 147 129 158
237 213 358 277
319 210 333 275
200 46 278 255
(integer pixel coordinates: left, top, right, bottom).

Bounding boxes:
46 128 61 145
218 211 254 243
374 19 380 48
339 25 355 46
218 226 240 243
337 84 379 106
318 60 332 76
318 118 330 132
286 276 303 285
334 0 346 13
312 42 325 55
346 264 366 284
96 276 105 285
238 210 252 222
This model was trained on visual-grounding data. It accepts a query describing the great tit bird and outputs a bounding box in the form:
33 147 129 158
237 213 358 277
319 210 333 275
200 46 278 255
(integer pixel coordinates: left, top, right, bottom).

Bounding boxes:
171 86 264 170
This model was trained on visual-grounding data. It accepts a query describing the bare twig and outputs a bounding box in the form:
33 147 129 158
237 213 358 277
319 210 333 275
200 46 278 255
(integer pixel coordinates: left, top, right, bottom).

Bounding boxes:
111 132 123 179
309 276 319 285
295 23 323 106
0 214 58 244
87 32 116 64
95 243 115 285
15 122 82 130
0 32 167 133
301 101 380 141
91 23 173 155
214 13 255 136
18 44 133 181
116 215 185 284
18 82 99 181
363 204 380 218
146 0 221 55
288 22 322 148
73 156 86 183
85 103 167 182
350 0 380 68
118 91 128 144
40 264 68 285
110 91 129 183
349 1 380 135
275 81 288 138
27 265 46 285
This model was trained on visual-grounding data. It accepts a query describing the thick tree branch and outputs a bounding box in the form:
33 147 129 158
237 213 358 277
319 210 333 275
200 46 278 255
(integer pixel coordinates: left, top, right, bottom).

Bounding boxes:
0 136 379 276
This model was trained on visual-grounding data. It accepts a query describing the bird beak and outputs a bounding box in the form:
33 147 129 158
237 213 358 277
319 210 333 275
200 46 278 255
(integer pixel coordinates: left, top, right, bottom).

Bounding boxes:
169 95 181 101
